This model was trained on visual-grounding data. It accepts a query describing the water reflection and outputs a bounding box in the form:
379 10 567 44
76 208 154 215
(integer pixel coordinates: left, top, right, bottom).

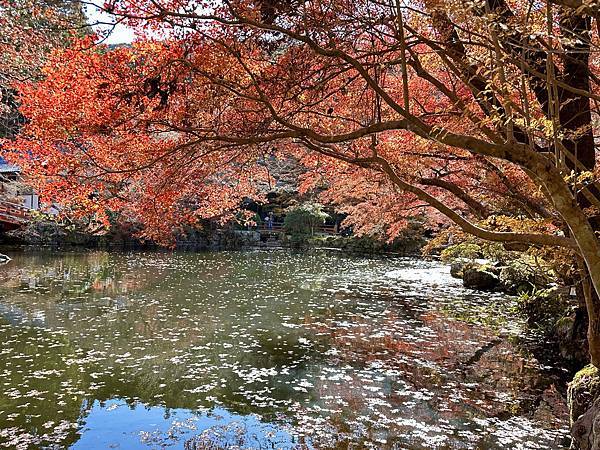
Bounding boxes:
71 401 296 450
0 250 569 448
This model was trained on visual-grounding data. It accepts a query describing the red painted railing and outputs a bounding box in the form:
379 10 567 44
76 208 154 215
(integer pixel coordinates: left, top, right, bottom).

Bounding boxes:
0 200 30 226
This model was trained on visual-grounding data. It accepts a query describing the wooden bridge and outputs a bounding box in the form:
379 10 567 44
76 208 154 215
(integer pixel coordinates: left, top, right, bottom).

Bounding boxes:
258 222 338 236
0 200 30 231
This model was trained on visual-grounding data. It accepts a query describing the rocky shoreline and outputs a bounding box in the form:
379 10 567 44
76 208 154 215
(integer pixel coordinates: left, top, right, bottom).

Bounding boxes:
0 219 428 255
444 251 600 449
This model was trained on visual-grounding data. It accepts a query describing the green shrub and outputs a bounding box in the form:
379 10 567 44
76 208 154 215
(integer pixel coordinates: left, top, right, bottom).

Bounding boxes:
283 202 329 236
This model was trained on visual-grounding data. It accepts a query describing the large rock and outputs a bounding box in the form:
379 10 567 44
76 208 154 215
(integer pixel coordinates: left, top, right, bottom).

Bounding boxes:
448 259 497 283
568 365 600 449
462 264 500 290
498 259 553 294
450 259 468 279
499 264 534 294
232 230 261 247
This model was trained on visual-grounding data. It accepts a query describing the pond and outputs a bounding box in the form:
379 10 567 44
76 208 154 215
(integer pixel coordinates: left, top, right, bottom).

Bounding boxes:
0 250 570 449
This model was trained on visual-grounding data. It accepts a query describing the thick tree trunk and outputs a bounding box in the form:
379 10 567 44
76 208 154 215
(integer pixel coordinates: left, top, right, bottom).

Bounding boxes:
553 201 600 366
577 258 600 364
486 1 600 364
511 154 600 365
559 10 595 179
555 9 600 363
586 286 600 365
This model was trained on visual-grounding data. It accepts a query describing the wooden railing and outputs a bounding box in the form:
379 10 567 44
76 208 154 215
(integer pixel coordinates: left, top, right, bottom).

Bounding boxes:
0 200 30 225
258 222 338 235
258 222 284 232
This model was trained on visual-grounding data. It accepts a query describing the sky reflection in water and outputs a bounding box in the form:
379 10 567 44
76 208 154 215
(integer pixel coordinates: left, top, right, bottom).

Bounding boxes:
0 250 570 449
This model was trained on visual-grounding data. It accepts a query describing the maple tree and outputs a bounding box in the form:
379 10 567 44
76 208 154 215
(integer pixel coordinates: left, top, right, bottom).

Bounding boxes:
4 0 600 362
0 0 88 137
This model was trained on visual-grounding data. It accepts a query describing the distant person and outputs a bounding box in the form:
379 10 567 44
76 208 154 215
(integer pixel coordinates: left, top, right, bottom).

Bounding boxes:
268 212 275 229
265 213 273 230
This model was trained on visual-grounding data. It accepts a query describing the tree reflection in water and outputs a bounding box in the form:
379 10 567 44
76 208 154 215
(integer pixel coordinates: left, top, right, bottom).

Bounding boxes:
0 250 570 449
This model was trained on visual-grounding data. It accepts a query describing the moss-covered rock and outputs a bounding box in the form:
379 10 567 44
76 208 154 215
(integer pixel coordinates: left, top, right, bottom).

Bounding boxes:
568 365 600 449
498 258 554 294
440 242 483 261
450 259 467 279
462 264 500 290
518 288 568 328
440 242 556 293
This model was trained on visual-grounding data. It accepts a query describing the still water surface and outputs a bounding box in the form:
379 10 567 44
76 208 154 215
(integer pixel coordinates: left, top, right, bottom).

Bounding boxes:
0 250 569 449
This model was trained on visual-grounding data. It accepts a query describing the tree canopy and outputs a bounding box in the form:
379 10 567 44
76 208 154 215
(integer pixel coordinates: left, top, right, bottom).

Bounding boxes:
4 0 600 359
0 0 87 137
